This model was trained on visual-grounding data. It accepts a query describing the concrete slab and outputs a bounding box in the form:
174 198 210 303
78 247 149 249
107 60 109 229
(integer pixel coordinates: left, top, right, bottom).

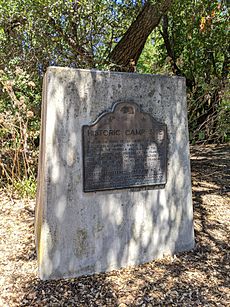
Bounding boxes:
35 67 194 280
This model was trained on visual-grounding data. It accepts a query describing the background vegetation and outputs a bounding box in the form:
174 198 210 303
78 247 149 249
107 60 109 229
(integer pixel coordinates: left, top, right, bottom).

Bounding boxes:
0 0 229 195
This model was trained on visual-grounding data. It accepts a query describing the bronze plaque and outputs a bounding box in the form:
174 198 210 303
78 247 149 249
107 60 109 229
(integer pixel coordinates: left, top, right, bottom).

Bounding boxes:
82 102 167 192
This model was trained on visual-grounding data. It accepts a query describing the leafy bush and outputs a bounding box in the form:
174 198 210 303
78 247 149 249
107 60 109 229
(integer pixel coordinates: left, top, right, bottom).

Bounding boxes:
138 0 229 143
0 65 41 194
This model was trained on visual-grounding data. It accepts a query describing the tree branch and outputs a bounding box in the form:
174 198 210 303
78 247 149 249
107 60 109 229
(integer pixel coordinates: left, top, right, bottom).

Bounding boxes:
109 0 173 71
161 14 195 89
48 16 93 65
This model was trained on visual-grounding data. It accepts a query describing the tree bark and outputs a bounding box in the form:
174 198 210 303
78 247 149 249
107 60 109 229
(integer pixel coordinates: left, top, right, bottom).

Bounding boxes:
109 0 173 71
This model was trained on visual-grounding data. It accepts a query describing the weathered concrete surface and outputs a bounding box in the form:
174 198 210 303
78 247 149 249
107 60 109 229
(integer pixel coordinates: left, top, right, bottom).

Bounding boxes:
35 67 194 280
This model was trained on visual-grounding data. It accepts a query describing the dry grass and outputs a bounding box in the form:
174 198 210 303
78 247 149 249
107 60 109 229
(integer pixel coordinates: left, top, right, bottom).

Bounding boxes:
0 144 229 306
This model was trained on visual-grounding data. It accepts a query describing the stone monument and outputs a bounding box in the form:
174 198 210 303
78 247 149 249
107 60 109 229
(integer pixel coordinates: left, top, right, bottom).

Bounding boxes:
35 67 194 280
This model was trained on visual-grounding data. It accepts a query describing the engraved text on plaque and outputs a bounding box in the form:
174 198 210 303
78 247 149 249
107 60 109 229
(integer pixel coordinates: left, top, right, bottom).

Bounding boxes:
82 102 167 192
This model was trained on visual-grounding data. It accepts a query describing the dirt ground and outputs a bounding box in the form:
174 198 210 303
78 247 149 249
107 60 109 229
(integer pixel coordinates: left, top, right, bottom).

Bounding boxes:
0 144 229 307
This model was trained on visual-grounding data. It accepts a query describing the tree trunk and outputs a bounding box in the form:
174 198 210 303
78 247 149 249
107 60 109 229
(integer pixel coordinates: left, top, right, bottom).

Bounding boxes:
109 0 173 71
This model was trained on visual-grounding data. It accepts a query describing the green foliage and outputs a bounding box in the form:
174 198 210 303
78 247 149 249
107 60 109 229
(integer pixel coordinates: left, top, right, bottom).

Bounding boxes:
12 175 37 198
218 88 230 142
0 0 143 72
0 64 40 187
138 0 229 143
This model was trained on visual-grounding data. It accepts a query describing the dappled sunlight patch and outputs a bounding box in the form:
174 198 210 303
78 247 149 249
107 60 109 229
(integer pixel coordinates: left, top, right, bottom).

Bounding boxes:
193 181 220 191
181 270 207 283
